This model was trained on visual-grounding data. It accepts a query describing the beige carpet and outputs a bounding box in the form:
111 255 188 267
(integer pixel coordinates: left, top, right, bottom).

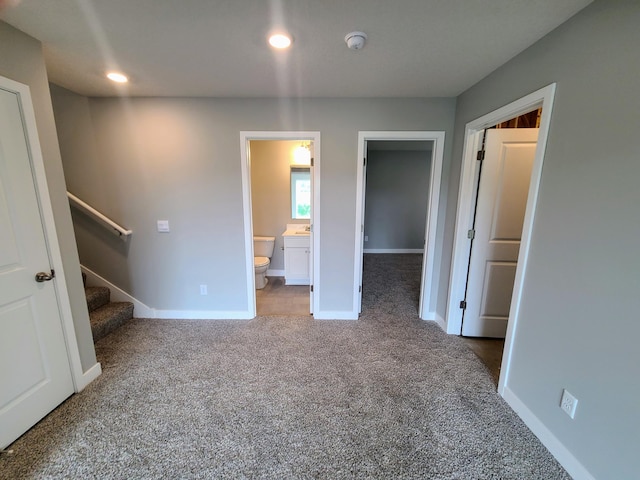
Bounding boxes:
0 254 570 479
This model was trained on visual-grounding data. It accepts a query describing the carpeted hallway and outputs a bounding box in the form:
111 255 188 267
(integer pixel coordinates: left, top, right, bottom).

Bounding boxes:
0 255 570 479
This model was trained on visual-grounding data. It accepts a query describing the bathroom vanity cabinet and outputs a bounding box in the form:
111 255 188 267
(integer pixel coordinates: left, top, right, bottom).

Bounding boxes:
282 232 310 285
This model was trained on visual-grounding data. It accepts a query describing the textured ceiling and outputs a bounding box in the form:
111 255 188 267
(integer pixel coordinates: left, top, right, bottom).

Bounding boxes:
1 0 593 97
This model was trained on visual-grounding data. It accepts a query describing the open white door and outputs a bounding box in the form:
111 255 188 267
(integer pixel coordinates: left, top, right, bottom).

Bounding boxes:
461 128 539 337
0 81 74 449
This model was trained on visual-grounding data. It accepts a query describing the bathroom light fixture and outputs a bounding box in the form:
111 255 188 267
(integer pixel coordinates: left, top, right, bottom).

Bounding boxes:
293 143 311 165
106 71 128 83
268 33 292 49
344 31 367 50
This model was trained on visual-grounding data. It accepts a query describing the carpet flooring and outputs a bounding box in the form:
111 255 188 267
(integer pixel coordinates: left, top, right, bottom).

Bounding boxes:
0 254 570 479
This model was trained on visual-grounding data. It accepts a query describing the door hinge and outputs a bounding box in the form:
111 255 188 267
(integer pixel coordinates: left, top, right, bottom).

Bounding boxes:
364 157 367 166
459 300 467 309
359 285 362 293
467 229 475 239
477 150 485 161
310 157 314 167
310 285 314 292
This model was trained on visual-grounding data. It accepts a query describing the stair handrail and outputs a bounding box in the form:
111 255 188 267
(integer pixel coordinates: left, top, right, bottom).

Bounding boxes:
67 191 132 239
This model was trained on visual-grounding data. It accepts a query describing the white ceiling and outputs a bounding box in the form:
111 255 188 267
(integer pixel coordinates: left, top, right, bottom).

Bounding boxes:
1 0 593 98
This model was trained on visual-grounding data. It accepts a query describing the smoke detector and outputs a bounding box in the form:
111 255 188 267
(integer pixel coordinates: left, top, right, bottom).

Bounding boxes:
345 31 367 50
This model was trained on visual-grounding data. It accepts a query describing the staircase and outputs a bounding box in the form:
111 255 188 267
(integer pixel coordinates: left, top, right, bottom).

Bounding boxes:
83 273 134 342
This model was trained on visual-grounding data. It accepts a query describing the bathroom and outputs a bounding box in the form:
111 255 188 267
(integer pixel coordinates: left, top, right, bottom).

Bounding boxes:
249 139 313 315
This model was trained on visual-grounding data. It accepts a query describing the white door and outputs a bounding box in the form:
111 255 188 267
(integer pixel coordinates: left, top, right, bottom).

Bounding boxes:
461 128 539 337
0 83 74 449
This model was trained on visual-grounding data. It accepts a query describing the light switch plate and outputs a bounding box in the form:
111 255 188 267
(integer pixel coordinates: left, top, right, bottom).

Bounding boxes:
157 220 170 232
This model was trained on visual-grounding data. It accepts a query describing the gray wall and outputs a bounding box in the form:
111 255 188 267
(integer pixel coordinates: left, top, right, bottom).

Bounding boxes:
364 150 430 250
50 93 456 314
446 1 639 477
250 140 308 271
0 23 96 372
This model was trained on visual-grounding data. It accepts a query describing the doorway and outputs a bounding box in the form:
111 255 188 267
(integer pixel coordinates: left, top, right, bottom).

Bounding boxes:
239 131 320 318
354 131 445 320
446 84 556 393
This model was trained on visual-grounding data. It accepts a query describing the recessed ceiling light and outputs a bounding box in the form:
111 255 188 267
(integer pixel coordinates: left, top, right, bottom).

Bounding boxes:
106 72 128 83
268 33 292 49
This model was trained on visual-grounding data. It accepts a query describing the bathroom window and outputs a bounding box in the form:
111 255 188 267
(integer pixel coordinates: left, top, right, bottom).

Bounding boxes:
291 167 311 219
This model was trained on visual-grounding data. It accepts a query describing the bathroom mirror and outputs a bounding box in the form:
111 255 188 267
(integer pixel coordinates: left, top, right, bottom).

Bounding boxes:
290 167 311 219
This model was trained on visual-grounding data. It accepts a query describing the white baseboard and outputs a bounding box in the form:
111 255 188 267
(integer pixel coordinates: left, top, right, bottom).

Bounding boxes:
363 249 424 254
266 269 285 277
502 386 596 480
433 313 447 332
81 265 155 318
152 309 253 320
313 311 358 320
421 311 436 321
81 265 256 320
74 362 102 392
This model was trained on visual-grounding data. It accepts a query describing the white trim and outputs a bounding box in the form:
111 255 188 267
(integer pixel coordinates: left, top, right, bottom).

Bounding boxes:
433 313 447 332
313 311 358 320
498 86 556 395
1 75 89 392
74 362 102 391
363 248 424 254
81 265 253 320
354 131 445 321
239 136 256 317
502 387 596 480
152 310 253 320
81 265 154 318
240 131 321 318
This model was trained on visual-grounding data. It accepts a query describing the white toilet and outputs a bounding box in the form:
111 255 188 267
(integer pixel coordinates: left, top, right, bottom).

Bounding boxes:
254 236 275 289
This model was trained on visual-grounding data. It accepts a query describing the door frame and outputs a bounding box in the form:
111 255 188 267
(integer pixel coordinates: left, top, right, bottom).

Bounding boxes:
1 75 90 392
239 131 321 317
354 131 445 320
446 84 556 393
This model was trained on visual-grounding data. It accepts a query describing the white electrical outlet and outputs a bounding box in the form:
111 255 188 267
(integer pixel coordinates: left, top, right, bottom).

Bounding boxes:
199 284 208 295
560 389 578 419
157 220 170 232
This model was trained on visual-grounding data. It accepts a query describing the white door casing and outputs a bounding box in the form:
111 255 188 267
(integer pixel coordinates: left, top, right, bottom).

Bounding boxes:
446 83 556 395
461 128 539 337
354 131 445 320
308 148 314 313
357 145 368 313
0 80 75 449
239 131 320 318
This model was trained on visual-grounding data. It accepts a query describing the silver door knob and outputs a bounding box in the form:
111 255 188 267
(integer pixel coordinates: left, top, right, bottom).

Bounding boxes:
35 271 54 282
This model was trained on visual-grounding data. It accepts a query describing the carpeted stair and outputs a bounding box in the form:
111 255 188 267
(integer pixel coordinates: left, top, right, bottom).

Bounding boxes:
83 273 134 342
